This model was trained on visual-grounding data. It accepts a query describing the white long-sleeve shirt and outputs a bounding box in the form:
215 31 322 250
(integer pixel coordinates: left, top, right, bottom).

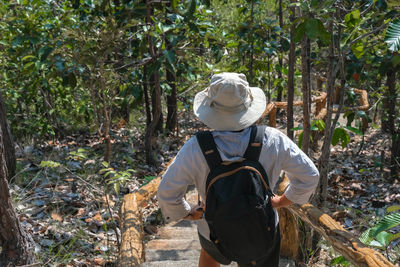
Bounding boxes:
157 126 319 240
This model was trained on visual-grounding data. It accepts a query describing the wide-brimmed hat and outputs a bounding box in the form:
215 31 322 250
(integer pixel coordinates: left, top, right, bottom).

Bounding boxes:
193 72 266 131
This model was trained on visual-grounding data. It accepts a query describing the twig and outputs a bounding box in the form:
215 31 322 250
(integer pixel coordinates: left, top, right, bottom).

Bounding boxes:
104 193 121 250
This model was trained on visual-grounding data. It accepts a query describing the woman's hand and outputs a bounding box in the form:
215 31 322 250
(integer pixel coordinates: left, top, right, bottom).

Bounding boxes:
183 203 205 221
271 194 293 208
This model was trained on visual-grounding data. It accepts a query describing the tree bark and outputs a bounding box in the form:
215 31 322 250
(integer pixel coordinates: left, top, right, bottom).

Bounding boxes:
0 120 35 266
143 65 152 127
316 19 335 207
386 62 398 179
301 35 311 155
248 0 255 84
166 69 177 134
277 0 283 102
145 0 162 165
385 64 396 135
287 1 296 140
0 91 16 180
165 8 177 134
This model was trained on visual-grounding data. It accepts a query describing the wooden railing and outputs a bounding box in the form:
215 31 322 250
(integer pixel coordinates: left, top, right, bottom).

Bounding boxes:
118 77 391 267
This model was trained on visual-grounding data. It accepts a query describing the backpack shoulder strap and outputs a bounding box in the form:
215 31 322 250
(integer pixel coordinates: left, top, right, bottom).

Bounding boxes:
196 131 222 170
244 125 266 161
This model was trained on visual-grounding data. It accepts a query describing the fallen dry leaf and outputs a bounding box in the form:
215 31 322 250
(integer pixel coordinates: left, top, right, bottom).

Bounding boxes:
51 212 63 222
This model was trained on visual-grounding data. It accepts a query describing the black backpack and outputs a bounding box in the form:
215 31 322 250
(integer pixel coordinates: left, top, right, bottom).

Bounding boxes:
196 125 277 266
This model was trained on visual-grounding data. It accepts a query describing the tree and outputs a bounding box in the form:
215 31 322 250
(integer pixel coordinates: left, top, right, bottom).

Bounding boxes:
0 91 16 180
0 114 35 265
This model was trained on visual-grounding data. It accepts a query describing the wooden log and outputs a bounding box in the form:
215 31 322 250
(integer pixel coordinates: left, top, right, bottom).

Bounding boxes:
119 158 173 266
119 194 144 267
278 176 393 267
288 204 394 267
269 107 277 127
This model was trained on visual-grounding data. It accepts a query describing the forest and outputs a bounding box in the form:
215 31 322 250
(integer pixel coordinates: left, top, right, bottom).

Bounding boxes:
0 0 399 266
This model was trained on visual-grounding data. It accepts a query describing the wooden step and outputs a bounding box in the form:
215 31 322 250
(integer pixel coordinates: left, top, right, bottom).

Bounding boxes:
145 248 201 262
147 239 201 250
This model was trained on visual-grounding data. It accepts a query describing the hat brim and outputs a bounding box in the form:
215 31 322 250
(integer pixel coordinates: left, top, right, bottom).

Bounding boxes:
193 86 266 131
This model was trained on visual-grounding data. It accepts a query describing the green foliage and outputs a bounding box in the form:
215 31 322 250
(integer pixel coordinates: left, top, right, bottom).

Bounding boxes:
385 19 400 52
99 161 134 195
360 207 400 249
330 255 350 266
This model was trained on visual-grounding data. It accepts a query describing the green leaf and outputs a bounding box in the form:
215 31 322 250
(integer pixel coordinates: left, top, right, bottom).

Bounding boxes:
385 19 400 52
298 131 303 148
184 0 197 20
114 182 120 195
392 54 400 67
294 21 307 43
345 126 363 136
163 50 176 65
305 18 324 41
332 128 350 148
387 205 400 213
345 9 360 28
312 119 325 131
369 213 400 238
352 42 365 59
22 55 36 61
376 231 392 247
40 160 61 168
357 110 368 119
330 256 349 266
102 161 109 168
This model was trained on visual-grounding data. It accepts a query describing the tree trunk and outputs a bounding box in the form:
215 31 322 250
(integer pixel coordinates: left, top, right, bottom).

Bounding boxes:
99 63 112 163
151 73 163 134
166 69 177 134
143 65 152 127
0 121 35 266
386 63 398 179
277 0 283 102
287 1 296 140
145 0 162 165
386 64 396 135
248 0 255 84
165 9 177 134
0 91 16 180
301 35 311 155
316 19 335 207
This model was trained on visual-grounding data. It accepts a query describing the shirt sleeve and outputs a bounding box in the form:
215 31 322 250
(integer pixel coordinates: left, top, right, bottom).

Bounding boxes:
275 130 320 204
157 137 199 222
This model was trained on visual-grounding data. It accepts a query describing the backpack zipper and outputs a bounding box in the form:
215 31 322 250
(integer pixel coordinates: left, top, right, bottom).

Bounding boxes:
206 166 271 199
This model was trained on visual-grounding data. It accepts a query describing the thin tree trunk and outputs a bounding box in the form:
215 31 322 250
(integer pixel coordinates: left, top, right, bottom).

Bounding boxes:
145 0 161 165
165 6 177 134
0 91 16 180
99 63 111 163
151 73 163 134
143 65 152 127
248 0 255 84
316 19 335 208
301 35 311 155
89 79 101 130
0 122 35 266
277 0 283 102
166 69 177 133
386 63 396 135
287 0 296 140
386 62 398 179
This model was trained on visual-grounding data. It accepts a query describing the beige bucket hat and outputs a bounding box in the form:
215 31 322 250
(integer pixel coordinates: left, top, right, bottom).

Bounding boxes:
193 72 266 131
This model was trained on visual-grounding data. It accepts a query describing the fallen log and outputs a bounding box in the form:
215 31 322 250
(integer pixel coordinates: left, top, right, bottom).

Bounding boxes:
279 176 394 267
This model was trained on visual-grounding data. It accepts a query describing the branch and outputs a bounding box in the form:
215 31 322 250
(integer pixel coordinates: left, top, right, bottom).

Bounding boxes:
347 23 387 49
113 57 153 70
